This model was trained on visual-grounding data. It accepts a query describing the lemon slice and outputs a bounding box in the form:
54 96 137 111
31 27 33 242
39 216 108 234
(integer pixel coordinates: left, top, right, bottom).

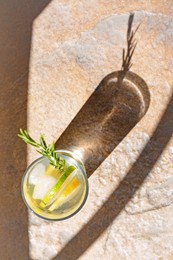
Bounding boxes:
45 164 61 179
48 177 80 212
40 165 76 208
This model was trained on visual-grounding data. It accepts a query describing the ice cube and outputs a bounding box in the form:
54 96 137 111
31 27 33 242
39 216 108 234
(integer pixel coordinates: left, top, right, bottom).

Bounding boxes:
29 163 46 185
33 175 57 200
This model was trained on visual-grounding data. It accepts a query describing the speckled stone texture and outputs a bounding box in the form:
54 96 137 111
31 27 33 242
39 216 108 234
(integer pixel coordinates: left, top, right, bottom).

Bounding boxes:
18 0 173 259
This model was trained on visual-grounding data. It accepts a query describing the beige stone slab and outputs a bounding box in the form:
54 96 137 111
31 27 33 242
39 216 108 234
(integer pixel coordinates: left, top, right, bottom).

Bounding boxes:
24 1 173 259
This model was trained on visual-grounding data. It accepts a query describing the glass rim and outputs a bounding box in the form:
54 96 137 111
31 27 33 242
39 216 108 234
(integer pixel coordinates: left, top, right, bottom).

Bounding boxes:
21 149 89 221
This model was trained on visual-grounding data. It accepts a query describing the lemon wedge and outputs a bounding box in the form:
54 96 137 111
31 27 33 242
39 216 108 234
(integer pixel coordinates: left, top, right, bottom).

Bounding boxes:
45 164 61 179
48 176 80 212
40 165 76 208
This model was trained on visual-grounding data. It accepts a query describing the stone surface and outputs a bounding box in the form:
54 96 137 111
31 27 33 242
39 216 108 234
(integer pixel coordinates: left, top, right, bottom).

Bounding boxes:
0 1 51 259
12 0 173 259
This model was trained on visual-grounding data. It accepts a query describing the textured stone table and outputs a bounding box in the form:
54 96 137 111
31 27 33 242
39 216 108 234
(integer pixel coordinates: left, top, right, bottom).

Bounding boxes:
26 1 173 259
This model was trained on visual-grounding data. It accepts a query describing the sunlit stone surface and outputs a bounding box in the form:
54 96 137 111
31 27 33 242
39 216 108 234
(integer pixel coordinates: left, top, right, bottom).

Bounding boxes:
27 1 173 259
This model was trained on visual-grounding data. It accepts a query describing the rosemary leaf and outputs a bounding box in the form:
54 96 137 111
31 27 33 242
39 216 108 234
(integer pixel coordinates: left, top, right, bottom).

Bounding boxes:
18 129 65 171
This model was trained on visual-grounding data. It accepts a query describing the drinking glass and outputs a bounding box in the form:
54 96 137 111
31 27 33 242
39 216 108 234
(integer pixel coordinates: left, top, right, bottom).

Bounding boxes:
21 149 89 221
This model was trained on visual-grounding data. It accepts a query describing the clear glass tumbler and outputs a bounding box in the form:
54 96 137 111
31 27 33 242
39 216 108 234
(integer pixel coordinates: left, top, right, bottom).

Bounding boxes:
21 150 89 221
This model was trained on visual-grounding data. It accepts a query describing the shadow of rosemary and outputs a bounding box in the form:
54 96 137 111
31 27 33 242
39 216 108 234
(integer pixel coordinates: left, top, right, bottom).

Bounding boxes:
55 13 144 177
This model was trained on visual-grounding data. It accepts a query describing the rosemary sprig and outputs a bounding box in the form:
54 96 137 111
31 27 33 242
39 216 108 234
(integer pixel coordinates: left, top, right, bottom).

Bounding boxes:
18 128 65 171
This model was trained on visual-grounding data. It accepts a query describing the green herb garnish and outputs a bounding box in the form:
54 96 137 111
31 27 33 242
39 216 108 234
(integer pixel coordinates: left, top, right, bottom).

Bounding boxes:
18 128 65 171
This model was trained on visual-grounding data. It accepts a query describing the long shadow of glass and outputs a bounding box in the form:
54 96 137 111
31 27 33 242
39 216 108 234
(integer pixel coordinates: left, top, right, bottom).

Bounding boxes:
54 93 173 260
55 71 150 177
0 1 51 259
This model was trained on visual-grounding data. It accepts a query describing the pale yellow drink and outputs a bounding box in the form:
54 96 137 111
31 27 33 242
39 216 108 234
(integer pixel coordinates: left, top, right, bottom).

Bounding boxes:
22 150 88 220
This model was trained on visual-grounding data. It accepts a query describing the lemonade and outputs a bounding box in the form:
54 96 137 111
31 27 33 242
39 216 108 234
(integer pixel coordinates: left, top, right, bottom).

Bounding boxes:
22 150 88 220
